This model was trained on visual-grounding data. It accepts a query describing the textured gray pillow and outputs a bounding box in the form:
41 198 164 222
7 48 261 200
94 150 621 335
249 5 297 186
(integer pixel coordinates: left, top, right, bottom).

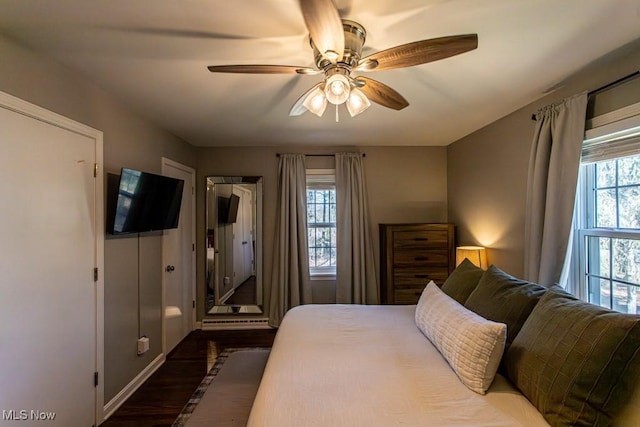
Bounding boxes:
440 258 484 305
464 265 547 351
505 290 640 426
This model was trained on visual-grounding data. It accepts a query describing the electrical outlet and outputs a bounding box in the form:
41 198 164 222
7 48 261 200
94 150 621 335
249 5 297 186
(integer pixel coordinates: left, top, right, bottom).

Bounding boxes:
137 336 149 355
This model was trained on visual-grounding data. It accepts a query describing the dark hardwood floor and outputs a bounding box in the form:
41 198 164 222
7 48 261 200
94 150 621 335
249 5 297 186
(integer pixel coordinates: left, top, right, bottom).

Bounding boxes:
100 329 277 427
225 276 257 306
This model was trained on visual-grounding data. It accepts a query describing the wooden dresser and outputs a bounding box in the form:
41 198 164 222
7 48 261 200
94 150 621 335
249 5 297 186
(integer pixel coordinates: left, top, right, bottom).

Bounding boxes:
380 223 455 304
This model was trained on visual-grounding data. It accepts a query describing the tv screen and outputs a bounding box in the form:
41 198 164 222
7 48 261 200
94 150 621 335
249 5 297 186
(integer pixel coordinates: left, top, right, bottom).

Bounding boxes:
226 194 240 224
108 168 184 234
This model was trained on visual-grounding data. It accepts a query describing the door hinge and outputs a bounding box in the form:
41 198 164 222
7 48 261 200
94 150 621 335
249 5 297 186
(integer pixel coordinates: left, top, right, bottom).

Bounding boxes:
192 300 195 308
192 243 195 252
94 372 99 387
93 163 98 178
93 268 98 282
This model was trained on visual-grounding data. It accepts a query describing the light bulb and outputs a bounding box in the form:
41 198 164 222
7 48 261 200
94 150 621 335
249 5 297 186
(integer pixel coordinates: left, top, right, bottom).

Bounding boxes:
324 74 350 105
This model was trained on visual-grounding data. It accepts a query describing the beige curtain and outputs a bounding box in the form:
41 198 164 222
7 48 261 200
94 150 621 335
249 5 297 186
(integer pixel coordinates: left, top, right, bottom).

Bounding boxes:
269 154 311 327
335 152 378 304
524 92 587 286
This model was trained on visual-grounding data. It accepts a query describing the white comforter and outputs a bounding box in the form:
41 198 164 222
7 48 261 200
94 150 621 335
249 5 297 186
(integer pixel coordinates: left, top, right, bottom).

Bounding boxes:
248 304 549 427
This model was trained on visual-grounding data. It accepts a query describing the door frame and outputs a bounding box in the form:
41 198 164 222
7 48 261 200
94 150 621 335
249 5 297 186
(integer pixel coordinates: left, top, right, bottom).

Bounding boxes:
161 157 196 354
0 90 105 425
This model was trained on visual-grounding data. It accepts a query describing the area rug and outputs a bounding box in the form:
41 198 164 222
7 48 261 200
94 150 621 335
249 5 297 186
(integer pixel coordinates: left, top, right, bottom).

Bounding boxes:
172 347 270 427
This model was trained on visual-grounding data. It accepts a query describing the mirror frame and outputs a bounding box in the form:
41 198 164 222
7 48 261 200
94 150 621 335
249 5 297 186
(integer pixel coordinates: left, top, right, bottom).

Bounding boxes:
205 176 263 315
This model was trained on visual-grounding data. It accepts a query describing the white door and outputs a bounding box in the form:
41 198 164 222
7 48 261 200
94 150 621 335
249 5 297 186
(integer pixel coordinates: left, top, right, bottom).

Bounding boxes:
162 159 195 354
241 189 254 279
0 93 103 426
232 186 254 287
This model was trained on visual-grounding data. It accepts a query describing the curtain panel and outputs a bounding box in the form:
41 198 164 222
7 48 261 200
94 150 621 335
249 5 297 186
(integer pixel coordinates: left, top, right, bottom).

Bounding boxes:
335 152 378 304
524 92 587 286
269 154 311 327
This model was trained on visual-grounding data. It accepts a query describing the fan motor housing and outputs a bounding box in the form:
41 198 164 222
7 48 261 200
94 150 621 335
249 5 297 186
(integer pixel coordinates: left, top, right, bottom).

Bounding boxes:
311 20 366 70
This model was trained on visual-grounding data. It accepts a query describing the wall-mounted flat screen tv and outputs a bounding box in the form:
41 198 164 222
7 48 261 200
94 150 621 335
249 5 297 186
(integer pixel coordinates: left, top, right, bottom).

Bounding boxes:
108 168 184 234
216 193 240 224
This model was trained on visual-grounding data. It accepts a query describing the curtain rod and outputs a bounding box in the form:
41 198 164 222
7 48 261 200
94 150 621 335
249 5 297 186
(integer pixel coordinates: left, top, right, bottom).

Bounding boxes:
530 70 640 121
276 153 366 157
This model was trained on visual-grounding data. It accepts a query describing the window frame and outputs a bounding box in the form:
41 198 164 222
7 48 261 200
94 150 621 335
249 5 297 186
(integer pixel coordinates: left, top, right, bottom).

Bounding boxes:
306 169 337 279
570 109 640 311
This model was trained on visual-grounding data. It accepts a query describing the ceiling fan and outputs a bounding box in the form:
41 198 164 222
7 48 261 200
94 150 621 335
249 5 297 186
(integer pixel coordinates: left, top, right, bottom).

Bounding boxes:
207 0 478 119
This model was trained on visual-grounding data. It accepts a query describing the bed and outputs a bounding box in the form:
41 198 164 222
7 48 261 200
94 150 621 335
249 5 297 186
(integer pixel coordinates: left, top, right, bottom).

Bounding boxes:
247 303 549 427
248 262 640 427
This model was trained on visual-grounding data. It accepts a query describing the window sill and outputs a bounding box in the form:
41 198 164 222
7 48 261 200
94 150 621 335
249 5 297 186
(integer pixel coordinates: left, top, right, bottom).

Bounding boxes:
310 274 336 281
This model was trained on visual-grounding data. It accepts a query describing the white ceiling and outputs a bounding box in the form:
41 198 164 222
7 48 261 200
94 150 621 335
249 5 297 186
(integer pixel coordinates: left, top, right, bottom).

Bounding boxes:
0 0 639 147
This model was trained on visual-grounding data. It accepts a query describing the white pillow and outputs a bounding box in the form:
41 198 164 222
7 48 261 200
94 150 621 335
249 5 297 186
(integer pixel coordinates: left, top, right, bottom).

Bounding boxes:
415 281 506 394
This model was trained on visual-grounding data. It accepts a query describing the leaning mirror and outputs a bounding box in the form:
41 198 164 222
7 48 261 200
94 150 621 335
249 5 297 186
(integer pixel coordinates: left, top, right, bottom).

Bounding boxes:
205 176 263 314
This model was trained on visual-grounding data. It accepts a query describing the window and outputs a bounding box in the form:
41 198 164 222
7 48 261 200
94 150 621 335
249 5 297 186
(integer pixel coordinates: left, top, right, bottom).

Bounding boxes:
572 115 640 314
306 170 336 277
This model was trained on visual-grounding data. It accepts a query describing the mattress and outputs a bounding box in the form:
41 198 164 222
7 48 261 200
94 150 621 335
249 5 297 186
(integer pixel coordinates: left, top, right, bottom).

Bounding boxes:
248 304 549 427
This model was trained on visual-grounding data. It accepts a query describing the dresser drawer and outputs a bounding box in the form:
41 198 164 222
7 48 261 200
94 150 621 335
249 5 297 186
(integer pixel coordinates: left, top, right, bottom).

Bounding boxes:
393 230 449 249
394 267 449 286
394 288 426 304
393 249 449 267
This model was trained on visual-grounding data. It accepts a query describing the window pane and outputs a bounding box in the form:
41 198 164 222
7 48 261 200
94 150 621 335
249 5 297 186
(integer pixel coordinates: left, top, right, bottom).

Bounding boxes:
618 186 640 229
612 282 640 314
307 203 316 223
587 235 610 278
308 227 316 247
307 190 314 204
329 202 336 223
618 155 640 186
309 248 317 267
612 238 640 284
595 188 617 228
595 159 616 188
314 203 325 222
588 275 611 309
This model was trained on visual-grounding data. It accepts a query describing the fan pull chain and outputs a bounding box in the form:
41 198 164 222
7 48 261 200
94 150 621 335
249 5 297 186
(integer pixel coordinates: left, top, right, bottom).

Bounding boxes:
335 104 339 122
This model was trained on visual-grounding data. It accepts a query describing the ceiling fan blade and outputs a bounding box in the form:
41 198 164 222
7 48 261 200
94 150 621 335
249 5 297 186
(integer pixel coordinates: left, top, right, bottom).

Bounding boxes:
207 65 321 75
357 34 478 72
356 77 409 110
298 0 344 62
289 82 324 116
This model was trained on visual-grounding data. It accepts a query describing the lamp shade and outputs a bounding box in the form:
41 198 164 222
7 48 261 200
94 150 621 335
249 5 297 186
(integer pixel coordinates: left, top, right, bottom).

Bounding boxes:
324 73 350 105
346 88 371 117
302 85 328 117
456 246 488 269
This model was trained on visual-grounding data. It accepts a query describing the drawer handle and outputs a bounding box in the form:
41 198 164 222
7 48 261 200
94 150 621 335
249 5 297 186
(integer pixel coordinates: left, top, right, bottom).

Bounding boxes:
413 237 429 241
414 256 429 261
414 274 430 278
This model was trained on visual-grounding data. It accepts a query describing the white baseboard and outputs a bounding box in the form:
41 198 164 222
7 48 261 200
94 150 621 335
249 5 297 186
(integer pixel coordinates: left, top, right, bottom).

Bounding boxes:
201 317 271 330
102 352 165 420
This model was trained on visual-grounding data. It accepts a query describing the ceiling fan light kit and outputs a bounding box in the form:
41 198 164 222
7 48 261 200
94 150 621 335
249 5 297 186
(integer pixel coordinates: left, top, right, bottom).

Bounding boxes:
207 0 478 120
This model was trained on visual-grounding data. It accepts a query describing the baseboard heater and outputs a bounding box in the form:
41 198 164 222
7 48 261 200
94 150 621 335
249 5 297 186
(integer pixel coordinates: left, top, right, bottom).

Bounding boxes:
201 317 271 330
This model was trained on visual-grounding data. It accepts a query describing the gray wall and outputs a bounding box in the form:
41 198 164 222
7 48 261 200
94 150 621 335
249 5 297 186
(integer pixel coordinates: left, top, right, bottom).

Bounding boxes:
447 39 640 277
196 145 447 318
0 35 196 403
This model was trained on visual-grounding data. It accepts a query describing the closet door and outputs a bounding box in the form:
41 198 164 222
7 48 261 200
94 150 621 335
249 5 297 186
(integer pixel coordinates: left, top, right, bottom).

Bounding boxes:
0 93 103 425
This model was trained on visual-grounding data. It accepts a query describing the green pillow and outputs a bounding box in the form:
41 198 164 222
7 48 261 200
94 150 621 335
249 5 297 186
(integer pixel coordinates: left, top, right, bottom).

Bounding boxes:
504 290 640 426
464 265 547 351
440 258 484 305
